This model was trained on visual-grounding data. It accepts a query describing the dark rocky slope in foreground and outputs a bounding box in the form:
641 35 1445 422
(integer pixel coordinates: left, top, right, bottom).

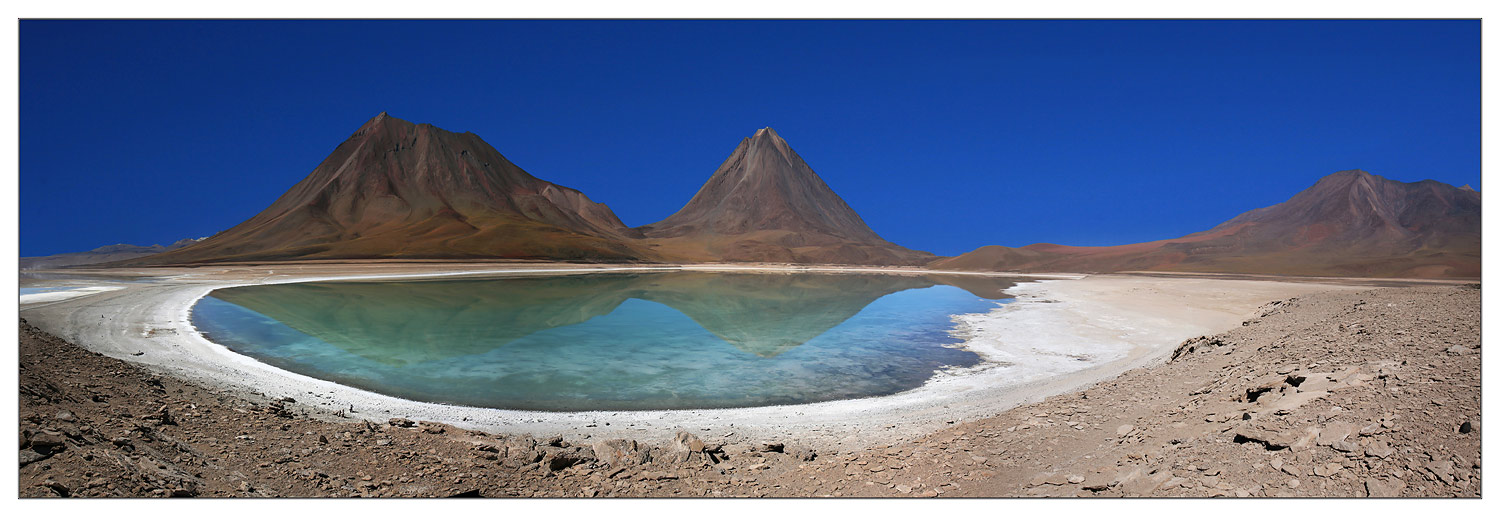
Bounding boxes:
934 170 1480 278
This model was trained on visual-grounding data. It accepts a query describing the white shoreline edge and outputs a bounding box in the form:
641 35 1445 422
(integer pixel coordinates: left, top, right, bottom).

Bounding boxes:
18 286 124 305
19 265 1354 450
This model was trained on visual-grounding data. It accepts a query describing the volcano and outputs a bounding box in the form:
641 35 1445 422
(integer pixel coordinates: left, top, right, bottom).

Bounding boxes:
933 170 1480 278
640 127 935 265
136 113 650 264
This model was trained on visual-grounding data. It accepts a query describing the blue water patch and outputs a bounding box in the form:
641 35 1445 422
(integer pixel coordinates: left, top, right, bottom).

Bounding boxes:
190 272 1015 411
19 286 80 296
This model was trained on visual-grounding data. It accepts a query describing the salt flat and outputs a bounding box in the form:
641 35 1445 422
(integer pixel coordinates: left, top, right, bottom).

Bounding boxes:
19 263 1369 449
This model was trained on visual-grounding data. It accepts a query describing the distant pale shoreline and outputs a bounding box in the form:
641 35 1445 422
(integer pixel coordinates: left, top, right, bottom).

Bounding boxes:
19 263 1374 449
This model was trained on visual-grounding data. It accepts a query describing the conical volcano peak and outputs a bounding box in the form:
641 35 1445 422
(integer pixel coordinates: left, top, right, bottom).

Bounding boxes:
359 111 395 128
638 126 936 265
349 111 415 140
1321 169 1375 182
1304 169 1386 192
130 115 650 264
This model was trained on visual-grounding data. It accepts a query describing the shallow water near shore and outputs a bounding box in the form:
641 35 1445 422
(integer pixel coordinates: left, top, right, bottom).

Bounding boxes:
190 271 1012 411
19 286 79 295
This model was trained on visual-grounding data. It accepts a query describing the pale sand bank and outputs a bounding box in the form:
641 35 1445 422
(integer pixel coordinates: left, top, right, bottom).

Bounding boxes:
19 286 126 305
18 264 1367 449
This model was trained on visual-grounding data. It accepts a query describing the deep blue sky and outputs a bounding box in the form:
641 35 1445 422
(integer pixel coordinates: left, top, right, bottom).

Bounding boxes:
20 20 1479 257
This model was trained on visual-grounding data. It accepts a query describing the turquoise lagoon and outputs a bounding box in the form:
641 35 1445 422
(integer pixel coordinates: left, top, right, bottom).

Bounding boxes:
190 272 1016 411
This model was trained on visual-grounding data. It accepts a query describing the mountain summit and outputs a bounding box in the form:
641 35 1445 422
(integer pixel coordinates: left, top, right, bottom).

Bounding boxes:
934 169 1480 278
137 114 650 264
641 127 935 265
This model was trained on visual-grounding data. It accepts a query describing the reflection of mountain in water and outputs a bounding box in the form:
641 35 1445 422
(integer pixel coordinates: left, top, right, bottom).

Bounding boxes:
634 273 936 357
206 272 1016 364
209 274 641 365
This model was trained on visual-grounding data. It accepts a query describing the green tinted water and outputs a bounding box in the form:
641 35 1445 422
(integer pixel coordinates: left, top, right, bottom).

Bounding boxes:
190 272 1013 411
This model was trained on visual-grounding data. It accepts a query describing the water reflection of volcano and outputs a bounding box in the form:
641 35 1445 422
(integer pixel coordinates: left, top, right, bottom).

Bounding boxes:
205 272 1017 364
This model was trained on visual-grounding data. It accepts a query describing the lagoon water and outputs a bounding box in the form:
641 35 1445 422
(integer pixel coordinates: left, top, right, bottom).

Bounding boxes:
190 272 1013 411
19 286 79 296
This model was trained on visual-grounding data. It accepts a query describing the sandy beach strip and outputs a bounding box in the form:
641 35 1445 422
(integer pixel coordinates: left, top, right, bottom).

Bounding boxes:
18 264 1368 450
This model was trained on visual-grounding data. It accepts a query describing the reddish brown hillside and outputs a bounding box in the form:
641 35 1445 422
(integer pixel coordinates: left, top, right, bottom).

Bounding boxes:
641 128 935 265
132 114 650 264
933 170 1480 278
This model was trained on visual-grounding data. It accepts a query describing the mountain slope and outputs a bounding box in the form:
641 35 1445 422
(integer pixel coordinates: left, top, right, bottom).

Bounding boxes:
21 239 201 269
133 113 650 264
640 127 935 265
933 170 1480 278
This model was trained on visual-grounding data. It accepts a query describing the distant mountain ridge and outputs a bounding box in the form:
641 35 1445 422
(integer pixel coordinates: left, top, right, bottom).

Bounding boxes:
58 113 1476 277
933 170 1480 278
20 238 201 269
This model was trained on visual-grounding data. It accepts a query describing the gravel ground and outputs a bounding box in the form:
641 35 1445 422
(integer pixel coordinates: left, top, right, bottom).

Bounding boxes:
18 283 1478 497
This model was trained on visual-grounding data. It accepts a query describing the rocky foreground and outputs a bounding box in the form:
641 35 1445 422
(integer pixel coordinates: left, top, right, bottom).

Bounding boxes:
18 284 1480 497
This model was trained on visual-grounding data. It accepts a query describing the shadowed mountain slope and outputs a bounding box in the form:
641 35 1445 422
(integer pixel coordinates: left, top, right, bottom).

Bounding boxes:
933 170 1480 278
131 113 650 264
640 128 936 266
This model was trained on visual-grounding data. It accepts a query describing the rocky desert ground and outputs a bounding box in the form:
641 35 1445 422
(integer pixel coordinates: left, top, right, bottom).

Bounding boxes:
18 283 1479 498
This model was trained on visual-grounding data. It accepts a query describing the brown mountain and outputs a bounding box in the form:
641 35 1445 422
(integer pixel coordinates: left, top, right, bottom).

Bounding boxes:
933 170 1480 278
639 128 936 265
132 113 650 264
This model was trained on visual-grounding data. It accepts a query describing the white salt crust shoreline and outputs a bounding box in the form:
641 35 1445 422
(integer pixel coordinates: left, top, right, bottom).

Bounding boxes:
17 286 124 305
18 265 1361 450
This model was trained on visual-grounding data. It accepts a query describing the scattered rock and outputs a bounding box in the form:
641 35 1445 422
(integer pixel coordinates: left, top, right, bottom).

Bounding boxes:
1232 426 1290 450
26 429 67 451
19 449 48 467
662 431 712 464
1423 460 1454 483
592 439 650 467
1364 441 1394 459
543 453 584 472
1365 477 1406 497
